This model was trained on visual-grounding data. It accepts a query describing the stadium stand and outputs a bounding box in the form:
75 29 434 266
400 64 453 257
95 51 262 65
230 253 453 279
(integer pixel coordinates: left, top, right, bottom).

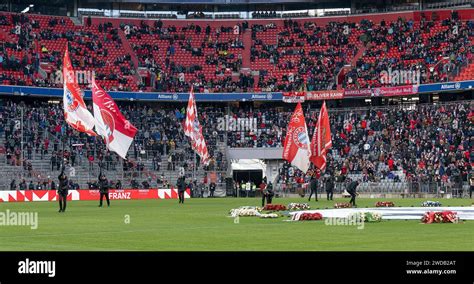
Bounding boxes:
0 8 473 196
1 98 472 192
0 9 473 92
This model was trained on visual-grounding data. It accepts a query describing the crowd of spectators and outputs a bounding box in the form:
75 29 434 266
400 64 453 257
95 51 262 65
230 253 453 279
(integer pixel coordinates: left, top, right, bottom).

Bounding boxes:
0 12 472 92
2 97 472 190
0 99 227 188
345 16 474 89
0 13 137 91
231 101 473 190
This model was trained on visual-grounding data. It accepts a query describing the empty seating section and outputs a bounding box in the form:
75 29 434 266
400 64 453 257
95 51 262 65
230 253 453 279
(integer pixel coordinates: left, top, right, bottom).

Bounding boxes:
251 20 362 91
125 20 244 92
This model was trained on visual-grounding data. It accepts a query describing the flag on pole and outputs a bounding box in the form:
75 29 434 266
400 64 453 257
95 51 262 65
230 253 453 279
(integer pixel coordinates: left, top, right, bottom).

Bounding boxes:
184 86 209 165
62 46 96 136
282 102 311 173
91 77 137 159
310 101 332 170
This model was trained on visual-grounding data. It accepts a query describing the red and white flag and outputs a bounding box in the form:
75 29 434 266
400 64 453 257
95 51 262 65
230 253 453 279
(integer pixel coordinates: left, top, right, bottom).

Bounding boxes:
310 101 332 170
63 46 96 136
184 87 209 165
282 102 311 173
91 78 137 159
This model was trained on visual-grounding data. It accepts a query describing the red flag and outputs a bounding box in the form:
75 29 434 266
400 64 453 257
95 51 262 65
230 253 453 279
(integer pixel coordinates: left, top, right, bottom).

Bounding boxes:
184 86 209 165
310 101 332 170
63 46 96 136
282 102 311 173
92 78 137 159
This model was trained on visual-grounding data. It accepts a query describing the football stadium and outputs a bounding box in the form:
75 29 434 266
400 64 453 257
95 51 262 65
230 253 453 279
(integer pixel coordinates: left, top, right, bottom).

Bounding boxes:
0 0 473 255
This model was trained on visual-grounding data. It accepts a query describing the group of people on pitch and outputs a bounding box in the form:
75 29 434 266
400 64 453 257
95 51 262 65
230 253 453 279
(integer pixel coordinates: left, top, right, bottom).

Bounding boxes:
57 166 111 213
307 169 360 206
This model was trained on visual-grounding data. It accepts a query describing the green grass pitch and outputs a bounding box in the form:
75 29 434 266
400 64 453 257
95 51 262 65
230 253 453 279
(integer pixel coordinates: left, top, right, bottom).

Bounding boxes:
0 198 473 251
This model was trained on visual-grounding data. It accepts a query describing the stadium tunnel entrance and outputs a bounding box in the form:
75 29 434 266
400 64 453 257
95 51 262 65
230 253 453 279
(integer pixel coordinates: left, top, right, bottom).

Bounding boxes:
231 159 267 186
233 170 263 186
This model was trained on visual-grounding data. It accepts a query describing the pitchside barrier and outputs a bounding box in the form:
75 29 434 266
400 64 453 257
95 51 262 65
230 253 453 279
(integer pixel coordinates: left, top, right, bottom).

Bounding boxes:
274 181 471 199
0 188 191 202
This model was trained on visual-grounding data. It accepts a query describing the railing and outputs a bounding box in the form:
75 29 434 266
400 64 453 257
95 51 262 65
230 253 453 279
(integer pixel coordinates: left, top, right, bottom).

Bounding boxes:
448 52 473 81
328 98 474 113
269 181 471 198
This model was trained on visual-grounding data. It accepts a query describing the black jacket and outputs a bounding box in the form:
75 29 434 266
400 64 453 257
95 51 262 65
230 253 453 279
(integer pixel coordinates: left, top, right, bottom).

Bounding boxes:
177 177 186 193
266 183 274 196
19 182 27 190
310 178 318 191
58 171 68 195
326 177 335 192
347 181 359 194
209 183 216 191
99 174 109 193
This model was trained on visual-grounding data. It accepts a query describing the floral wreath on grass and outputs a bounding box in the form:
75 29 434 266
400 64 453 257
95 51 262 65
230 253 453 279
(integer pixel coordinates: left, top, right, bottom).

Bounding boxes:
375 201 395 207
291 212 323 221
334 202 352 208
229 206 262 217
348 212 383 223
287 203 310 211
421 201 442 207
259 213 279 218
263 204 287 211
421 211 459 224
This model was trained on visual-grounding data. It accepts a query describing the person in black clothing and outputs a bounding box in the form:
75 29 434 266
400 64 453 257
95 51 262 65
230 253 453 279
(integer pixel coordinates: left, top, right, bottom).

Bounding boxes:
19 179 27 190
325 175 334 201
177 176 186 204
308 171 319 202
98 171 110 207
347 179 360 207
10 179 16 190
262 182 274 207
469 175 474 199
51 155 56 171
209 182 216 198
58 167 68 213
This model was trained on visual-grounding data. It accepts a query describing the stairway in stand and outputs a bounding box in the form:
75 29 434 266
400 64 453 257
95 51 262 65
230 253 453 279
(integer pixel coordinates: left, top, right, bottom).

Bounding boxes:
118 29 142 85
241 29 252 69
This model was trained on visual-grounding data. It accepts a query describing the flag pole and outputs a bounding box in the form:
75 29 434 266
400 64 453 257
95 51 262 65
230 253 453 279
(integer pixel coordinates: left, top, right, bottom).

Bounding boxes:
193 151 196 182
61 132 65 170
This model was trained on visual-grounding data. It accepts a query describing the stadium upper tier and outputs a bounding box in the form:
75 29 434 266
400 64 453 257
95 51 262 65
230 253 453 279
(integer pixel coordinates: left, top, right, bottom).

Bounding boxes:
0 9 473 94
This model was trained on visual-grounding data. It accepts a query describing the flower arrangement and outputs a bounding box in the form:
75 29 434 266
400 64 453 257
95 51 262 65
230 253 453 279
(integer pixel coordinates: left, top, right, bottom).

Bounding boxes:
229 206 262 217
291 212 323 221
263 204 287 211
287 203 310 211
364 212 383 222
375 201 395 207
259 213 279 218
421 211 459 224
348 212 383 223
421 201 442 207
334 202 352 208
